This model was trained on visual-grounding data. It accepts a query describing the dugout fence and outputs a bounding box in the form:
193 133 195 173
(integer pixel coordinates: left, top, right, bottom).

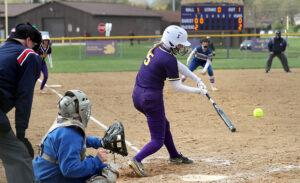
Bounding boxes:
1 33 300 61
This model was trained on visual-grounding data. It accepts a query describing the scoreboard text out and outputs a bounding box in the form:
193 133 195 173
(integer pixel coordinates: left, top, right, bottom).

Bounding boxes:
181 5 244 31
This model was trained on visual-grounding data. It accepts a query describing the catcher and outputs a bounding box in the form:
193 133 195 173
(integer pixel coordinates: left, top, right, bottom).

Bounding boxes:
33 90 127 183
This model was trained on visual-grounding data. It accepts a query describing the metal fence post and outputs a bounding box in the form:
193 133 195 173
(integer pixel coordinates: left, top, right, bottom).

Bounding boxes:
226 37 230 59
79 39 82 61
120 39 123 60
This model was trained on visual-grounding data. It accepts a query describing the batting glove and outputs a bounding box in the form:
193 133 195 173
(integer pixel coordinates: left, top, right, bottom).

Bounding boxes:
197 81 208 96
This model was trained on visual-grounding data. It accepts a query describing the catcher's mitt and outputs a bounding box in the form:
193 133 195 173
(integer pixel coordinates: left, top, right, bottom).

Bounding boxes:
102 121 128 156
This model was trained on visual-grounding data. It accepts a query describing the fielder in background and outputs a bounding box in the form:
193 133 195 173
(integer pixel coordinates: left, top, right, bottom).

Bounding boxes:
181 38 218 91
0 23 42 183
33 90 124 183
38 34 53 90
128 25 208 177
265 30 291 73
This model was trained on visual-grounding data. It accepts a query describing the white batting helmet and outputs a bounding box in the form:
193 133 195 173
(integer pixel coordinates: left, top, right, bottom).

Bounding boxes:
58 90 91 127
161 25 190 55
42 34 50 40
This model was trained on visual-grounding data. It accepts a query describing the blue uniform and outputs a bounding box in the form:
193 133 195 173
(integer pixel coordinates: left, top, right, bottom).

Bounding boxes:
132 45 181 163
33 125 107 183
189 46 214 76
0 39 41 134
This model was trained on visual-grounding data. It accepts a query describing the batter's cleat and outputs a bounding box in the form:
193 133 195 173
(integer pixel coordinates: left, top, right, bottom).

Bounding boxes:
211 86 218 91
128 157 146 177
168 153 194 164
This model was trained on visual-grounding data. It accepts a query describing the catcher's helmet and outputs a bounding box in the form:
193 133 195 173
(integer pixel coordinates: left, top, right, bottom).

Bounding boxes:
58 90 91 127
161 25 190 55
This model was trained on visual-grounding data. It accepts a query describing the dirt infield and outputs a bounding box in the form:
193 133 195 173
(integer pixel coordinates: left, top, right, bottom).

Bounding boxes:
1 68 300 183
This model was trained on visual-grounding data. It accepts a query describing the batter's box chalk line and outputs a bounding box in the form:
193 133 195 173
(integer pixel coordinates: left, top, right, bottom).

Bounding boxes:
142 156 233 167
181 174 229 182
267 165 300 173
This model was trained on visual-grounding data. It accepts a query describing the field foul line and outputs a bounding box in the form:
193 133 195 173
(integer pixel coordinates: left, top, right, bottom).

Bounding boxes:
39 80 140 153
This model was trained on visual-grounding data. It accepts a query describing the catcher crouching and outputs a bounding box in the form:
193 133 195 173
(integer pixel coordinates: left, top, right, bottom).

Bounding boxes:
33 90 128 183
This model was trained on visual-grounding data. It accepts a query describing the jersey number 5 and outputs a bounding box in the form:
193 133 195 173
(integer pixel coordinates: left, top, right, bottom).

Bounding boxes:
144 52 154 66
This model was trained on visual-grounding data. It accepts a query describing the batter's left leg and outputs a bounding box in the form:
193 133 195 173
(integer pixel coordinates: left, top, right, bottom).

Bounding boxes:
163 119 179 158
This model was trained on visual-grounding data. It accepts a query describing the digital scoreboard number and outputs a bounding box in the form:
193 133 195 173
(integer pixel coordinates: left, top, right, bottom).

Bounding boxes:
181 5 244 31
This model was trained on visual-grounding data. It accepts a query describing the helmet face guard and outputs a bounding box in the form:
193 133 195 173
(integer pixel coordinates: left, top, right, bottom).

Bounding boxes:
58 90 91 127
172 46 189 56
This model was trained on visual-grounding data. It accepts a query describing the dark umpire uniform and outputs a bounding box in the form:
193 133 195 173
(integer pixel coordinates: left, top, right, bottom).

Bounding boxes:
0 23 41 183
265 30 291 73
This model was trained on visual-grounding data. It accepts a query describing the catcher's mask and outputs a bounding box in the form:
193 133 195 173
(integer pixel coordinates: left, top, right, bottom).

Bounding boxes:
58 90 91 127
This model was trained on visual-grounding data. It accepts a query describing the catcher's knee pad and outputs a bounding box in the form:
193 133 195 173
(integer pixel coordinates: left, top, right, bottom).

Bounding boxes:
87 175 109 183
102 163 119 183
87 163 119 183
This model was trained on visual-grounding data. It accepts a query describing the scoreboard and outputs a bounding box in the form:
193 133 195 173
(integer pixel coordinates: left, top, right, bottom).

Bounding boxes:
181 5 244 31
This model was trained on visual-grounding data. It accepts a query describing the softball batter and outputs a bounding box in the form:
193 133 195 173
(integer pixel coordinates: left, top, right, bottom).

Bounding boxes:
38 34 53 90
128 25 208 177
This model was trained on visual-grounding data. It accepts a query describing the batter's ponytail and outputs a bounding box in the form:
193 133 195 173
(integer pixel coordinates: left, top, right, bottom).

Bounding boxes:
147 41 164 56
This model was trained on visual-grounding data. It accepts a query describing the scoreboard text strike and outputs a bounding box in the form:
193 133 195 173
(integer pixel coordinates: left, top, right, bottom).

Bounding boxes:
181 5 244 31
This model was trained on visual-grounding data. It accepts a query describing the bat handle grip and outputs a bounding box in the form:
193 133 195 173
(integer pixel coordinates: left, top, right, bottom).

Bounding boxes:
206 93 211 99
206 93 215 104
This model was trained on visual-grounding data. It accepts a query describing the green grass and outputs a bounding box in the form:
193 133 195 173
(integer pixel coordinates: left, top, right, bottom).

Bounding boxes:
50 38 300 73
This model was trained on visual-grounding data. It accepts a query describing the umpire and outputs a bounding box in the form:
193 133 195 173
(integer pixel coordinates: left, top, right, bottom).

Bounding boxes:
265 30 291 73
0 23 42 183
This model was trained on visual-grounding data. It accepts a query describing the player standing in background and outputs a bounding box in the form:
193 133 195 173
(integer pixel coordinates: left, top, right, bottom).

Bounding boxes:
38 34 53 90
0 23 42 183
128 25 208 177
265 30 291 73
181 38 218 91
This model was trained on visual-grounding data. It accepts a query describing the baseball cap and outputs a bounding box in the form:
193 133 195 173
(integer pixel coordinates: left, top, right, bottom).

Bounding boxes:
9 23 42 46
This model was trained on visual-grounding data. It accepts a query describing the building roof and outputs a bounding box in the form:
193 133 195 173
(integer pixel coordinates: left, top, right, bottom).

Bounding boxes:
154 10 180 23
58 1 160 17
0 1 160 18
0 3 42 17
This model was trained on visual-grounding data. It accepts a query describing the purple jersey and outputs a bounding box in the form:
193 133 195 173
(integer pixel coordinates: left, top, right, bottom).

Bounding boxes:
38 45 52 61
135 46 180 90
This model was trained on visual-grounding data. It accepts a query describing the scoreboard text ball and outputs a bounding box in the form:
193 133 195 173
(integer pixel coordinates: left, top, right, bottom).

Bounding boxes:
181 5 244 31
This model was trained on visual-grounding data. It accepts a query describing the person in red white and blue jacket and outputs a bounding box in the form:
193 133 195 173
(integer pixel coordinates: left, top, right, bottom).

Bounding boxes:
0 23 42 183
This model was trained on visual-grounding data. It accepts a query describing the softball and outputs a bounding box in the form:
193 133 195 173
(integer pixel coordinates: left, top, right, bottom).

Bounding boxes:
253 108 263 118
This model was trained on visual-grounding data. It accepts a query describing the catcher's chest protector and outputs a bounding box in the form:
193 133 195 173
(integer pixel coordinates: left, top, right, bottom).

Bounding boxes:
38 118 87 163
